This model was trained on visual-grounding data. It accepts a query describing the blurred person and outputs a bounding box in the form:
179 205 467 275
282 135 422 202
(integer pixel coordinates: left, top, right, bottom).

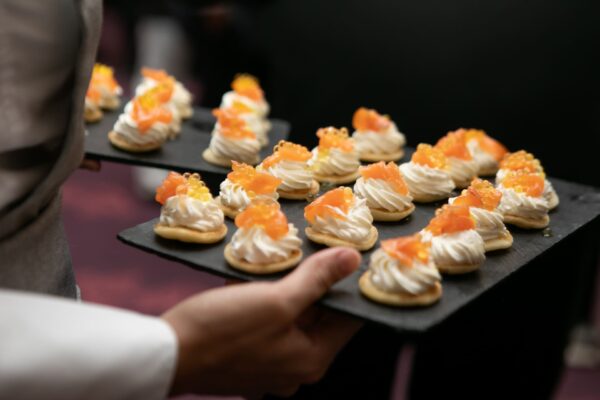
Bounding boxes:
0 1 362 399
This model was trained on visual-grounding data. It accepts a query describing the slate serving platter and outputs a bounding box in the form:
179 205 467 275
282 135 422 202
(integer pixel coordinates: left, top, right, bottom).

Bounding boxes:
118 173 600 334
84 106 290 180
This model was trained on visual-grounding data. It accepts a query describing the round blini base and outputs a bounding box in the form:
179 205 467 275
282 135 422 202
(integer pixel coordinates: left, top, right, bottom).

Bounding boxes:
477 165 499 177
202 148 258 167
305 226 378 252
436 261 482 275
359 149 405 163
153 224 227 244
359 271 442 307
224 244 302 274
278 180 320 200
503 214 550 229
547 191 560 210
100 97 121 111
313 170 360 185
370 203 415 222
410 192 452 203
85 107 103 123
108 131 163 153
484 231 514 252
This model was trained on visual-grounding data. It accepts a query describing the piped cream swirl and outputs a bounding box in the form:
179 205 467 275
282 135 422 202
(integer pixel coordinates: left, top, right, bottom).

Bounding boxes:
467 140 498 175
369 249 440 295
112 113 169 146
309 197 374 244
208 125 261 164
219 179 278 211
354 177 413 212
497 186 549 219
430 230 485 266
263 160 314 192
159 195 224 231
309 147 360 176
230 224 301 264
399 162 455 198
447 157 478 185
352 123 406 155
221 91 270 117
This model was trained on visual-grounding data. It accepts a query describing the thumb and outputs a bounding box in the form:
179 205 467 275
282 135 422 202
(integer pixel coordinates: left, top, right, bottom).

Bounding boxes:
277 247 361 317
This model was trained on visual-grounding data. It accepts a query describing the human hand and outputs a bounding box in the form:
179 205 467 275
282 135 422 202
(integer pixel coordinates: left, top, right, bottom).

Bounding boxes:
162 247 363 398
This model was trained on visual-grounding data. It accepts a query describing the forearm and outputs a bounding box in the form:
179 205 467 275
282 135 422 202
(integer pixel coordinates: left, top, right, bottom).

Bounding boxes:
0 289 177 400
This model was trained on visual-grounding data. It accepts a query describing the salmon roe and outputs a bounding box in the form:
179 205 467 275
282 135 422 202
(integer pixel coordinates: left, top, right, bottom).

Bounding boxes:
262 141 312 169
352 107 391 132
316 127 354 153
132 91 173 133
381 234 430 267
435 129 473 160
227 161 281 196
411 144 448 169
426 205 475 236
453 178 502 211
304 187 354 224
464 129 508 161
213 108 256 140
235 198 289 240
359 161 408 195
499 150 544 175
231 74 264 101
501 172 545 198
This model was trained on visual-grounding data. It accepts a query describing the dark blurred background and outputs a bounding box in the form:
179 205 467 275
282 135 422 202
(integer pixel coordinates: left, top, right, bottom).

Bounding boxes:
72 1 600 399
101 0 600 186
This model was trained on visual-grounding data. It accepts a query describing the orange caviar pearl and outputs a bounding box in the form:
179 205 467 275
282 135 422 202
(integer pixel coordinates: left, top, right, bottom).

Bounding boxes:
381 234 430 267
352 107 391 132
227 161 281 196
499 150 543 174
453 178 502 211
231 74 264 101
411 144 448 169
141 67 170 82
426 205 475 236
304 187 354 224
435 129 473 160
212 108 256 140
316 127 354 153
155 171 188 204
262 141 312 169
235 199 289 240
502 172 545 197
132 92 173 133
359 161 408 195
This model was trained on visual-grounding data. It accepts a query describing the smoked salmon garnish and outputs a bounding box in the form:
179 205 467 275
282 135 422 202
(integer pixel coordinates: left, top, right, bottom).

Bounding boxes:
381 234 430 267
262 141 312 169
213 108 256 140
304 187 354 224
435 129 473 160
453 178 502 211
228 161 281 196
235 198 289 240
359 161 408 195
352 107 392 132
426 205 475 236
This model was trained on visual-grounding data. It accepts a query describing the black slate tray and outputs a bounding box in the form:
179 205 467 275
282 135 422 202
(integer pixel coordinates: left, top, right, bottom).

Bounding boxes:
84 106 290 180
117 175 600 334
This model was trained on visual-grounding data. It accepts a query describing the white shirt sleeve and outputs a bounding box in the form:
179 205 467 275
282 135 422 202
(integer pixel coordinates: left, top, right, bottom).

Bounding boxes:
0 289 178 400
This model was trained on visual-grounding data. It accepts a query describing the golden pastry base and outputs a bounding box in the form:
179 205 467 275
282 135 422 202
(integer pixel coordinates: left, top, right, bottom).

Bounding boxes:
504 214 550 229
370 203 415 222
108 131 163 153
359 271 442 307
359 149 404 163
278 180 320 200
154 223 227 244
224 244 302 274
313 170 360 185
